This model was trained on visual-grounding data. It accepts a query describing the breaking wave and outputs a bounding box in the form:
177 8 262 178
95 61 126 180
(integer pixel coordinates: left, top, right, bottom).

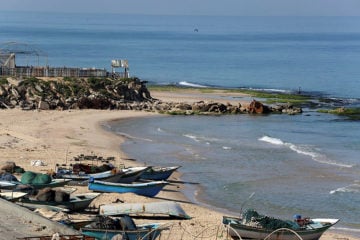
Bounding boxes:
178 81 208 88
330 183 360 194
259 135 353 168
115 131 153 142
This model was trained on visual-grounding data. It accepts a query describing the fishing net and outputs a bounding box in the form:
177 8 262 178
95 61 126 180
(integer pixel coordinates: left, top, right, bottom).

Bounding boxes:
242 209 299 230
21 171 52 184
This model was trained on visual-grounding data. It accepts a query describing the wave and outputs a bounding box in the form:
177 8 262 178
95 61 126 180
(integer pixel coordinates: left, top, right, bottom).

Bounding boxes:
330 183 360 194
259 135 353 168
115 131 153 142
222 146 232 150
259 136 284 145
183 133 220 143
178 81 208 88
332 226 360 233
245 87 292 94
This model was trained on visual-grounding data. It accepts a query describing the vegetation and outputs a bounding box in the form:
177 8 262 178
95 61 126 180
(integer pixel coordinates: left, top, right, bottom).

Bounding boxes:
148 85 312 106
0 78 9 85
318 107 360 120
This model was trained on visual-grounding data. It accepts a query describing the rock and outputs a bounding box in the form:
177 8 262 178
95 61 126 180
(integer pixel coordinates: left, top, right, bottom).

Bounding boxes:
38 100 50 110
248 100 271 114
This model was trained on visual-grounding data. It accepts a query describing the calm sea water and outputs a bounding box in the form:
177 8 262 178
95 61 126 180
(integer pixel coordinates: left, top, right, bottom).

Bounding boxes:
1 11 360 234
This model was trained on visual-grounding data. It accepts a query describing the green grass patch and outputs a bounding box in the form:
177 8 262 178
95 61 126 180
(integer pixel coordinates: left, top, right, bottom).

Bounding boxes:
0 78 9 85
318 107 360 120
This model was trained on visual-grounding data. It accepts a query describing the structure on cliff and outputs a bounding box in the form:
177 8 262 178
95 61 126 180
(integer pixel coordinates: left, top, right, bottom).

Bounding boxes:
0 42 127 78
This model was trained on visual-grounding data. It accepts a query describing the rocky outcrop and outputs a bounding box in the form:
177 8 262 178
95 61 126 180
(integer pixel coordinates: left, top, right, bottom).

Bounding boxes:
0 77 302 115
0 77 152 110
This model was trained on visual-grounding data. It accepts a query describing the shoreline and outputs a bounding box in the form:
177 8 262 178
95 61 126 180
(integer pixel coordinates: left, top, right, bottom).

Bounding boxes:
0 89 358 239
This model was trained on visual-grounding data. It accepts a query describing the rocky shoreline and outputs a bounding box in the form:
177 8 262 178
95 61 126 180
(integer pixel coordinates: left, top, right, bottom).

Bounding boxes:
0 76 302 115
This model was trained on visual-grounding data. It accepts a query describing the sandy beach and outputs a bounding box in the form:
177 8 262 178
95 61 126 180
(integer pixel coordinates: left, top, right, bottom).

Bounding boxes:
0 89 358 239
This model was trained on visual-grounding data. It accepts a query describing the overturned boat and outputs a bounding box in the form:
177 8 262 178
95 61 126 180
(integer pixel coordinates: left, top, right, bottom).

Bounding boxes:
99 201 191 219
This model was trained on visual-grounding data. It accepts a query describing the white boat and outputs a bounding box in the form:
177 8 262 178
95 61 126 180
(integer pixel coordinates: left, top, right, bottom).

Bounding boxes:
223 209 339 240
58 166 149 184
0 191 28 201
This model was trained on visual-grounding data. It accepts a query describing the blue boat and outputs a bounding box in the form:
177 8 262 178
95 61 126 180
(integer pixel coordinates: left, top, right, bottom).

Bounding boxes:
81 215 166 240
88 179 168 197
140 166 181 181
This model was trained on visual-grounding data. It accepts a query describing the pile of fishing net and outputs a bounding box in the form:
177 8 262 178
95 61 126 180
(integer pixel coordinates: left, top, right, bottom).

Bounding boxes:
87 215 136 230
20 171 52 184
72 163 114 174
242 209 299 230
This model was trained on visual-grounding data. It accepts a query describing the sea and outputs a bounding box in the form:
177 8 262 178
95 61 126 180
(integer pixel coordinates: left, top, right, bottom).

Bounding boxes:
1 11 360 235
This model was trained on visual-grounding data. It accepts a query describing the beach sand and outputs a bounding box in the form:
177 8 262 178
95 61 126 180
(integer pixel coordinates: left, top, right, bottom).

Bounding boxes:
0 89 358 239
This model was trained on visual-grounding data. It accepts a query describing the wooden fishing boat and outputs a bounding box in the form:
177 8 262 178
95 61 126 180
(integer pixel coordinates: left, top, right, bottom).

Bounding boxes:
223 210 339 240
0 180 18 189
0 179 71 190
99 201 191 219
57 166 149 184
81 215 166 240
88 179 168 197
17 192 100 212
30 179 71 189
140 166 181 181
0 191 28 202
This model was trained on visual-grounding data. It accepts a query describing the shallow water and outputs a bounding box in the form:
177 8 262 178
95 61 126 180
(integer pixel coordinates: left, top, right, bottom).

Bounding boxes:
106 112 360 235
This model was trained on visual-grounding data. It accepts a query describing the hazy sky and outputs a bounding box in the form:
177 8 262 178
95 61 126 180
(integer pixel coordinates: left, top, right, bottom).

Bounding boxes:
2 0 360 16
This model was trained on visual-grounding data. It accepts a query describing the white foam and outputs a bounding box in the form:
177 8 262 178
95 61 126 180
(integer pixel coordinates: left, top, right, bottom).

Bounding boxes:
259 135 353 168
222 146 232 150
259 136 284 145
330 183 360 194
247 87 291 94
178 81 207 88
183 133 219 143
183 134 201 142
116 131 153 142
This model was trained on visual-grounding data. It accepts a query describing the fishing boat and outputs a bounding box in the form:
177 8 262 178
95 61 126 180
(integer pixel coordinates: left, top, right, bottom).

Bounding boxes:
223 209 339 240
88 179 168 197
0 179 71 190
0 180 18 189
30 179 71 189
81 215 166 240
56 166 149 184
99 201 191 219
17 192 100 212
0 191 28 202
140 166 181 181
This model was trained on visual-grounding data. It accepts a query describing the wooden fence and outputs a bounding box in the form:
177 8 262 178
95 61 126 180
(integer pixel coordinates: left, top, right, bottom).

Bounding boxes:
0 66 109 78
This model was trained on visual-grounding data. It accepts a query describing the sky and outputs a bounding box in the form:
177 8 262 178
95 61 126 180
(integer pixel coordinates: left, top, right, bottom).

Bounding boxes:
1 0 360 16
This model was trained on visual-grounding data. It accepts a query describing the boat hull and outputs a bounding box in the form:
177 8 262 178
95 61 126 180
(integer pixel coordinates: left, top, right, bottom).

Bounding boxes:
59 167 149 184
88 180 168 197
140 166 180 181
30 179 71 189
223 216 339 240
81 225 162 240
17 193 100 211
